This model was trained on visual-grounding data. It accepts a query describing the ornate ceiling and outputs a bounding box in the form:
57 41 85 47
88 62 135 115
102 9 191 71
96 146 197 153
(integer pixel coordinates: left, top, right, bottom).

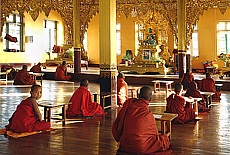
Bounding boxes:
1 0 230 47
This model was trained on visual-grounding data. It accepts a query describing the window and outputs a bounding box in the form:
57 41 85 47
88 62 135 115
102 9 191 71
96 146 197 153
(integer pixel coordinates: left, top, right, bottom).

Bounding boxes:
116 23 121 55
217 21 230 55
3 14 23 52
43 20 57 52
187 25 199 57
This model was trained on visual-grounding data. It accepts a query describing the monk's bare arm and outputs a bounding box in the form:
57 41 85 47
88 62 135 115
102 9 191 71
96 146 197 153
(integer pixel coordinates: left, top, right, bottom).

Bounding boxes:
30 98 42 121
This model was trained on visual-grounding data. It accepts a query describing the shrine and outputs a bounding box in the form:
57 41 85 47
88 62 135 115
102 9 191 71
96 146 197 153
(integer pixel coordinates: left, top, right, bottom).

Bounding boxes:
118 11 172 75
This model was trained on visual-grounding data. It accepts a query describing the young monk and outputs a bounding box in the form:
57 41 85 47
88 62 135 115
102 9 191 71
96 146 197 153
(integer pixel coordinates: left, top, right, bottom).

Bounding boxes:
166 83 196 124
66 79 105 117
180 69 194 90
13 65 36 85
200 72 221 101
54 61 72 81
117 72 128 107
112 86 171 154
184 81 209 112
6 85 50 133
30 62 42 73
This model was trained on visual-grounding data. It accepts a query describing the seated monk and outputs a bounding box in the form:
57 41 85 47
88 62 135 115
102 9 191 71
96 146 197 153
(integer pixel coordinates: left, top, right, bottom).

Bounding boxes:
117 72 128 107
66 79 105 117
13 65 36 85
200 72 221 101
184 81 209 112
166 83 196 124
6 85 50 133
112 86 171 154
30 62 42 73
54 61 72 81
180 69 194 90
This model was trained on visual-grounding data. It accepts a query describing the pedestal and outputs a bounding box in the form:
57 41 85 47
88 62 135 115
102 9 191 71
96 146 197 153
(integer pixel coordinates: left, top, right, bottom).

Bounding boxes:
99 70 117 109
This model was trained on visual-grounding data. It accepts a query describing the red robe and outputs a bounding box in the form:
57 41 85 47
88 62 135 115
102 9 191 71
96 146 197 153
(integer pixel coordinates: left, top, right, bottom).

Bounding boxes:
184 87 208 112
200 78 221 100
13 70 36 85
180 73 194 90
30 65 41 73
166 94 196 123
117 78 128 106
7 98 50 133
54 66 71 81
66 86 105 117
112 98 170 154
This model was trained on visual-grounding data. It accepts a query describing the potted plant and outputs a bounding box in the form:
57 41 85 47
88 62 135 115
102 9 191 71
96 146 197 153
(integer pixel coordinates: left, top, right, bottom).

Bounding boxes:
121 54 131 66
65 47 74 60
218 53 230 67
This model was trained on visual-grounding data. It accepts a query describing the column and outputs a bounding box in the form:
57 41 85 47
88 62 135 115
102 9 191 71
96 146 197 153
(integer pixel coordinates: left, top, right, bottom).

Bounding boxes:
99 0 117 108
73 0 81 74
177 0 187 78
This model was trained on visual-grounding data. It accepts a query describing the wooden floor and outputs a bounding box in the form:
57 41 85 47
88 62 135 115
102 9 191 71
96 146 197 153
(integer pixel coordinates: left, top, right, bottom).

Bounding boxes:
1 76 230 154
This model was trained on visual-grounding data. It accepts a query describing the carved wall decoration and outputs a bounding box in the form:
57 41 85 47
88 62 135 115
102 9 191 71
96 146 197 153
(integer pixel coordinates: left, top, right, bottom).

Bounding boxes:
1 0 230 48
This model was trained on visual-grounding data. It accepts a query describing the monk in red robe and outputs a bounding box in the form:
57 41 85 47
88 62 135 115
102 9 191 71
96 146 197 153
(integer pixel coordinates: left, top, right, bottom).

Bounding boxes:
6 85 50 133
166 83 196 124
30 62 42 73
66 79 105 117
117 72 128 107
180 69 194 90
185 81 209 112
13 65 36 85
54 61 72 81
112 86 171 154
200 73 221 101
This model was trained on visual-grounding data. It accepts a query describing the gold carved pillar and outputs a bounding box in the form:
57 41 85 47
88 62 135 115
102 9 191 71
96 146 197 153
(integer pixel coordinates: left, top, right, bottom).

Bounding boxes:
73 0 81 74
99 0 117 108
177 0 187 78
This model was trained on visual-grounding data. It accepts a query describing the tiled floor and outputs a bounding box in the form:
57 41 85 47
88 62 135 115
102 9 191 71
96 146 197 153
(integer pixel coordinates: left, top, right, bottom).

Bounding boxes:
0 79 230 154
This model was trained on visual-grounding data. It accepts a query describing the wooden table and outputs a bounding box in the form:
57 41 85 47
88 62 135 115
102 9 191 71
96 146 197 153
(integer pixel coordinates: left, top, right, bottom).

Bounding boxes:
128 87 139 98
0 72 8 83
153 113 178 139
38 101 70 126
151 80 174 98
215 83 223 92
92 92 116 110
200 91 215 108
29 72 44 85
206 66 215 74
183 97 202 116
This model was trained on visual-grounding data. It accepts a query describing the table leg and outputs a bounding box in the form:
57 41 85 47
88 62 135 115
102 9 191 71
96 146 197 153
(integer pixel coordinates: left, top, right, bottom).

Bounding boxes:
154 82 157 93
166 84 169 98
100 96 105 110
208 95 212 107
161 121 166 134
62 105 66 126
131 90 134 98
44 107 47 121
47 108 51 122
194 101 198 116
166 121 171 139
41 75 43 85
93 94 98 102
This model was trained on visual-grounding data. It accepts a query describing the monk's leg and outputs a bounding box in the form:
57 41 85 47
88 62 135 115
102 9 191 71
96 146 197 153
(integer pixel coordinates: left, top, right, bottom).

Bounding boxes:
32 121 51 132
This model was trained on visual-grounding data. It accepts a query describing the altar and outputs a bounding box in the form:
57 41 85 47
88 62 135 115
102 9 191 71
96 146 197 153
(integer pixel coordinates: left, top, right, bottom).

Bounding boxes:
118 63 166 75
118 12 171 75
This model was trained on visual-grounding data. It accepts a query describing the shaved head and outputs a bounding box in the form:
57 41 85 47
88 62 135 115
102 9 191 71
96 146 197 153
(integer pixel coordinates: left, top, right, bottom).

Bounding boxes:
174 83 183 93
139 86 152 101
80 79 89 87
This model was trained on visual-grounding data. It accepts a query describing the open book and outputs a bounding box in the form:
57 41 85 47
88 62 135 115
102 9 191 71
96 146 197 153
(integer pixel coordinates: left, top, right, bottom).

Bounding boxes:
153 114 162 119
